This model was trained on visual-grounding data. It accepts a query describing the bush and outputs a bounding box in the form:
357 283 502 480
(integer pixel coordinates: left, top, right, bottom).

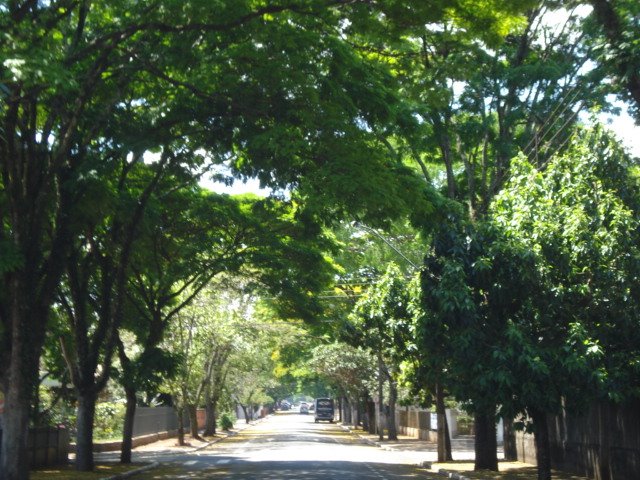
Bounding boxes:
219 412 235 431
456 410 475 435
94 402 125 440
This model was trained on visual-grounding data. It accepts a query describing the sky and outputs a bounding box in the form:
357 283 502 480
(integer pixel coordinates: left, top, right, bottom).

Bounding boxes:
598 107 640 157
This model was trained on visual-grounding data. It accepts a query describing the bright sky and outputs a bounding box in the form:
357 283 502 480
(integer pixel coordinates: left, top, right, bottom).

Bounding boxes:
597 107 640 157
204 176 266 195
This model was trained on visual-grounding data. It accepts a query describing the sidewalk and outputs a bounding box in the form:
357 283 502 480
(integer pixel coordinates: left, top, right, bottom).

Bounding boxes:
341 424 483 466
93 418 260 466
341 425 591 480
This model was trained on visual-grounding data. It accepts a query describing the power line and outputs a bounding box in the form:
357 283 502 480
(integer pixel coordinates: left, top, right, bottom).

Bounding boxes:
523 84 584 160
353 222 419 270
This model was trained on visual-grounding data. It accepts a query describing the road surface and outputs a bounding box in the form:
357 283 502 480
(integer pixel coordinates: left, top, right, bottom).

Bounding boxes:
133 411 438 479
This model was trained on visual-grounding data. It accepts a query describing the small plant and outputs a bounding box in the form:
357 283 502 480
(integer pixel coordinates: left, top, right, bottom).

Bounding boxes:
219 412 235 431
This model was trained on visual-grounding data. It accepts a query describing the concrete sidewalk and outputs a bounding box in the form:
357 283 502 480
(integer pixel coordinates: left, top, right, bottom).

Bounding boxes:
341 425 488 467
93 418 260 464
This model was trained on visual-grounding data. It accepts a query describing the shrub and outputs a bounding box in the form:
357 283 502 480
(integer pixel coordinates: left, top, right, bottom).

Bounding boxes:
219 412 235 431
94 402 125 440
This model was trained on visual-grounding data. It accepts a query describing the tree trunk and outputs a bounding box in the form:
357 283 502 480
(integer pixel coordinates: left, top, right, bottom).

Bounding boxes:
362 399 369 432
0 373 31 480
474 410 498 471
1 285 49 480
31 379 42 428
435 382 450 462
241 404 250 424
204 398 217 436
344 397 351 425
75 391 97 471
387 377 398 441
353 403 359 428
367 397 376 434
340 397 346 424
188 404 201 440
120 387 137 463
431 113 457 200
531 409 552 480
444 410 453 461
503 416 518 461
176 407 186 446
377 353 385 441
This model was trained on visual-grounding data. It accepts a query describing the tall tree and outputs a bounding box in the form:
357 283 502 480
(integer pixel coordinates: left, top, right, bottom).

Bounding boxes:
398 4 602 467
585 0 640 119
55 153 178 470
350 264 413 441
116 186 261 462
489 129 640 479
0 2 424 476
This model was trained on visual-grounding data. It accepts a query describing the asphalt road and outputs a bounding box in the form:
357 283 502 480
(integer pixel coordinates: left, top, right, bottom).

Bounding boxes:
132 411 439 479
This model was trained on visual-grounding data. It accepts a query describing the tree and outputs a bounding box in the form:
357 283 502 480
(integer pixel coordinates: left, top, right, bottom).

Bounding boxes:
488 128 640 480
116 185 262 461
410 234 467 464
585 0 640 119
412 213 545 470
350 264 413 441
397 4 607 467
55 158 173 471
310 342 376 426
0 1 432 479
0 1 540 476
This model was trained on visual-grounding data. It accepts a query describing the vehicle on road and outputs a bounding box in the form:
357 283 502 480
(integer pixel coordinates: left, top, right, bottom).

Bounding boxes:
314 398 334 423
300 402 309 414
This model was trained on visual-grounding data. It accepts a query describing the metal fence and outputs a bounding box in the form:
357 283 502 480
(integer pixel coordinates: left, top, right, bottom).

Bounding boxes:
132 406 182 437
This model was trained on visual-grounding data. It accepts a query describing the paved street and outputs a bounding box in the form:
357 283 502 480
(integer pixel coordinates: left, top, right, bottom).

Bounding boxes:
130 412 439 479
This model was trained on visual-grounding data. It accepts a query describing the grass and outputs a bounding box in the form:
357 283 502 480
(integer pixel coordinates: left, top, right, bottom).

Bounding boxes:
127 465 194 479
31 462 148 480
429 461 591 480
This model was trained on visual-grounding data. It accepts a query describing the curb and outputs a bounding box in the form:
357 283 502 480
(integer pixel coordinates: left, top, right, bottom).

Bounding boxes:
340 424 401 452
434 469 473 480
177 416 266 454
340 425 420 459
100 461 159 480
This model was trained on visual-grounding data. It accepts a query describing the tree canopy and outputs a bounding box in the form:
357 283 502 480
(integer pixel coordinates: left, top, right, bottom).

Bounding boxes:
2 1 640 479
